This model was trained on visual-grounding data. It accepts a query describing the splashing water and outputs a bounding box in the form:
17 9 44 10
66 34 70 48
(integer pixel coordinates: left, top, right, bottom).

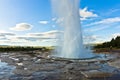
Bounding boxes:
51 0 95 59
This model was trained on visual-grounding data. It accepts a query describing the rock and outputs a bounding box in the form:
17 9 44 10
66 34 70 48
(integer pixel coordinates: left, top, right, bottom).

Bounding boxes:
13 69 33 76
1 52 120 80
9 75 24 80
22 76 33 80
81 70 113 78
32 71 61 80
108 59 120 69
23 58 28 61
35 59 41 64
16 63 23 66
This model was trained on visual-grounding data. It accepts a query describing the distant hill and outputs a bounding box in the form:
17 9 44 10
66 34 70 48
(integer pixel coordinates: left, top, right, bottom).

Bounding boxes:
0 45 9 47
94 36 120 48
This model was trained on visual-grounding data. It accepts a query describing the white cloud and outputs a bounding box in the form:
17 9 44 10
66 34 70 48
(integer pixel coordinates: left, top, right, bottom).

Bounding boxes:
2 30 62 44
39 21 48 24
0 30 62 46
80 7 98 20
56 17 64 23
0 30 7 33
80 17 87 21
0 39 10 43
0 32 15 36
84 17 120 32
0 30 61 46
0 31 15 42
52 18 57 21
28 30 62 39
13 36 42 42
8 37 28 43
83 35 108 44
0 36 6 40
112 33 120 38
83 35 98 43
85 25 111 32
86 17 120 26
43 30 62 35
10 23 32 31
53 7 98 22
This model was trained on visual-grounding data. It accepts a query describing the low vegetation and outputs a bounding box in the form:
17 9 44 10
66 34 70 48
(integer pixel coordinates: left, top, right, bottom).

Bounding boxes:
0 46 54 52
94 36 120 53
94 36 120 49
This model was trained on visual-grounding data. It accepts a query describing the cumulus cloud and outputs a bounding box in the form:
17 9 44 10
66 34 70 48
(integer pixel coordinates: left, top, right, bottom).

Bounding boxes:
86 17 120 26
10 23 33 31
80 7 98 20
39 21 48 24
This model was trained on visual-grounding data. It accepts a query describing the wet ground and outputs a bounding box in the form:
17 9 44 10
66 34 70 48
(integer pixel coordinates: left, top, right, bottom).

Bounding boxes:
0 51 120 80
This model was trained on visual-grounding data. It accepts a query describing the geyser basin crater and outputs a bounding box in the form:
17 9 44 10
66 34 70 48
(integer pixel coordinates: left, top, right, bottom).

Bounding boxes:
50 52 98 60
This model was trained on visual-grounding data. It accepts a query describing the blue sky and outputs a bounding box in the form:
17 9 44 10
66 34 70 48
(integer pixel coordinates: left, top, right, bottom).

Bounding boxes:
0 0 120 46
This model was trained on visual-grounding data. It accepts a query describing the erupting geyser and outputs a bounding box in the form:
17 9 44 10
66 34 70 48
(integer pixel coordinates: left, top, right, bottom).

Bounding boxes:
51 0 95 59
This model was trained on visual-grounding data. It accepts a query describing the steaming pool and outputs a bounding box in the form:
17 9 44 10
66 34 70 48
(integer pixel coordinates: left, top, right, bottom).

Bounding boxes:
0 59 15 79
48 52 114 61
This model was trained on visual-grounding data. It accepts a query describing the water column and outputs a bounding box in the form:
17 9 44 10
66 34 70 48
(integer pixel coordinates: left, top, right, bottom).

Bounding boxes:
52 0 85 58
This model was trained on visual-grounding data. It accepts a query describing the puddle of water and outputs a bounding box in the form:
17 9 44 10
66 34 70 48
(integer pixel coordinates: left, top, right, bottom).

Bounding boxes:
0 59 15 79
